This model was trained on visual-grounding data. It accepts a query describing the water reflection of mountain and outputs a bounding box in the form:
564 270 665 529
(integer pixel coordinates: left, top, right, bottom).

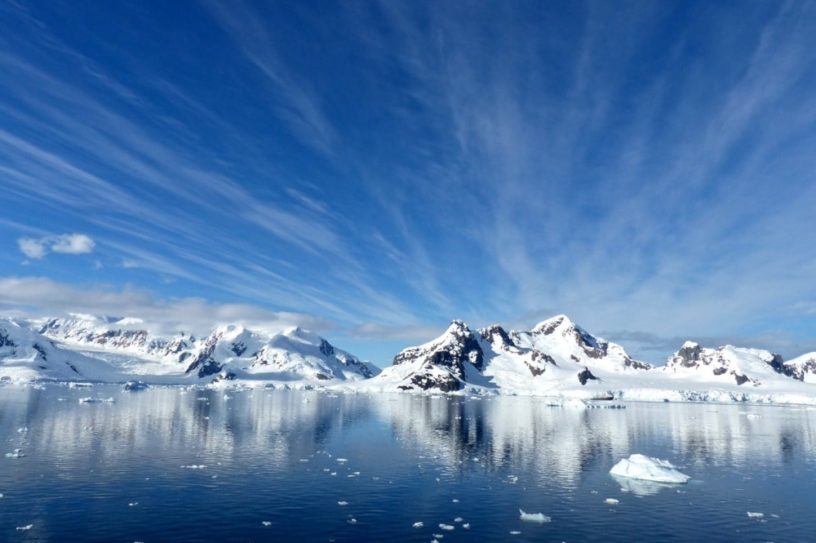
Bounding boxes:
372 395 816 484
2 386 815 488
0 386 373 473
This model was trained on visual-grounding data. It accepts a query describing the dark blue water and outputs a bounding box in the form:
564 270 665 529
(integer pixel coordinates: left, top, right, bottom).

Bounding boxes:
1 385 815 542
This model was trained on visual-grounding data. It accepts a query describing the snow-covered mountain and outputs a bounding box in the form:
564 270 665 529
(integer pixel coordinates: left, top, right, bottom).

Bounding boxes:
356 315 650 395
783 352 816 384
351 315 816 405
0 318 121 383
663 341 789 386
4 312 816 405
2 315 378 385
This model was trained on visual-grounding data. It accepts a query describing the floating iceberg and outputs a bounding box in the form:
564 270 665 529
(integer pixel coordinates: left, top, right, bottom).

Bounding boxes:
609 454 690 484
519 509 551 523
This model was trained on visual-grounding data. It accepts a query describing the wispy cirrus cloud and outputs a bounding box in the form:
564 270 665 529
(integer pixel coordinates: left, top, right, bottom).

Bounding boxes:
0 1 814 364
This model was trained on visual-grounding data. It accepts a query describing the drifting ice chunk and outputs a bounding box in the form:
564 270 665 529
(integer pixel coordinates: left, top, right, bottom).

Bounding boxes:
509 531 522 535
16 525 33 531
747 512 764 519
439 523 454 530
5 449 24 458
337 501 349 506
412 522 424 528
180 464 207 469
462 523 470 529
261 521 271 526
604 498 620 505
78 397 115 404
519 509 551 523
609 454 690 484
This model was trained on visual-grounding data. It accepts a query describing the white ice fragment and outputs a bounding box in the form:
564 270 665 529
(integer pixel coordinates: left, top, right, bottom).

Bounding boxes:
439 523 455 530
509 530 521 535
507 475 518 484
262 521 271 526
609 454 690 484
462 523 470 529
128 502 138 507
16 524 33 531
180 464 207 469
412 522 424 528
347 517 357 525
454 517 463 522
338 501 349 506
336 458 348 463
451 498 459 503
747 512 764 519
519 509 551 523
5 449 24 458
604 498 620 505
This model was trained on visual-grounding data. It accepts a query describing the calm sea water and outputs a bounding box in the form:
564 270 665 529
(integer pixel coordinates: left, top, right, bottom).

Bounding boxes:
1 385 815 542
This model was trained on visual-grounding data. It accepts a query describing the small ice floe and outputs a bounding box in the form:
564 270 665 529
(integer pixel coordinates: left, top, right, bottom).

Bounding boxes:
180 464 207 469
262 521 271 526
337 501 349 506
299 458 309 463
223 394 233 400
347 517 357 525
462 523 470 529
128 502 139 507
16 524 33 531
0 493 4 498
412 521 424 528
451 498 459 503
604 498 620 505
78 397 115 404
5 449 24 458
330 472 337 476
747 512 765 519
123 381 149 392
439 523 455 530
453 517 463 523
509 530 522 535
609 454 690 484
519 509 551 523
17 426 28 434
432 534 444 539
507 475 518 484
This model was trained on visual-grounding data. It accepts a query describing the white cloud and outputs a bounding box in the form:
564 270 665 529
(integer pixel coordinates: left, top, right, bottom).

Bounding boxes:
51 233 95 255
17 233 95 260
0 276 329 337
17 238 47 259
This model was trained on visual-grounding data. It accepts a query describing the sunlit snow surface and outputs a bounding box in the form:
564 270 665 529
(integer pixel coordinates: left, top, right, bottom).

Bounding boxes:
1 386 816 541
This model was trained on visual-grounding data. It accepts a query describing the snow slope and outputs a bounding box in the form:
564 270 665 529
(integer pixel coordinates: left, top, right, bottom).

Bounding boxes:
3 316 378 386
0 318 122 383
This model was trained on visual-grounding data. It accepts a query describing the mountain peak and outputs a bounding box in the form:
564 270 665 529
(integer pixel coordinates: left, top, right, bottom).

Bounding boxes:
532 314 575 334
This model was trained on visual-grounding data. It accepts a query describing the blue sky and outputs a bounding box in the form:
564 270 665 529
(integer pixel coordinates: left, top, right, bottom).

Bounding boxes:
1 0 815 366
